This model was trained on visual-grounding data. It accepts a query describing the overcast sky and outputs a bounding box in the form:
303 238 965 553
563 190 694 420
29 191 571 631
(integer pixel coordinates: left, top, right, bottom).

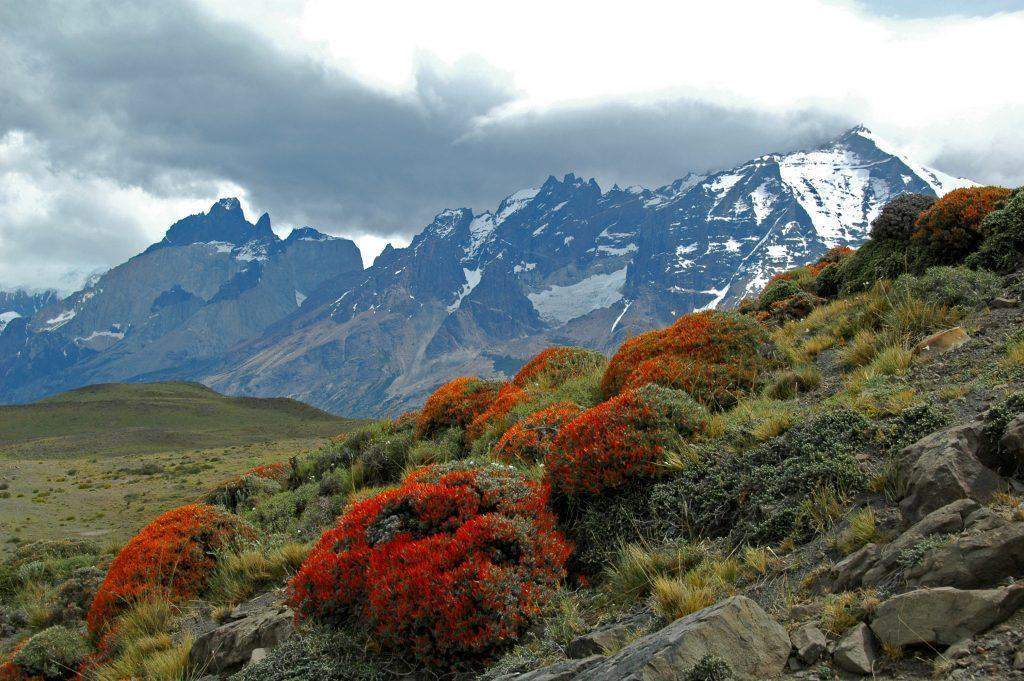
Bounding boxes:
1 0 1022 292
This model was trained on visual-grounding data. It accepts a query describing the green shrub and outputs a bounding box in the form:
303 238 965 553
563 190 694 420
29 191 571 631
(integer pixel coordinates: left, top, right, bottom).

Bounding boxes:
967 189 1024 273
869 193 936 242
836 239 908 295
562 483 657 573
758 278 801 310
650 407 870 544
230 624 404 681
683 655 735 681
245 483 318 534
884 402 950 453
892 266 1000 312
13 625 89 678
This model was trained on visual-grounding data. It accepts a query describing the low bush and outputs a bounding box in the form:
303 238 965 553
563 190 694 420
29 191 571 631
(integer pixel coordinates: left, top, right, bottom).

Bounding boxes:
546 385 710 497
911 186 1012 267
511 346 608 393
600 311 775 402
892 266 1000 313
869 193 936 242
415 377 501 440
289 461 570 669
205 462 291 512
967 189 1024 273
649 407 870 544
11 625 87 679
86 504 252 637
493 402 581 465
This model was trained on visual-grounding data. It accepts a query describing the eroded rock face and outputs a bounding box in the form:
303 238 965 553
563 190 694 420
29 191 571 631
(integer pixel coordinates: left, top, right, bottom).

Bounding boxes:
830 499 1024 592
870 584 1024 648
187 592 294 675
898 422 1003 522
790 623 827 664
514 596 789 681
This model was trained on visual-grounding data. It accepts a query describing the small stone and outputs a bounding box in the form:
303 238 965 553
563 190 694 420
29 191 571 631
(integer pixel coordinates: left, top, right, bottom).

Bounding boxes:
790 623 827 664
946 639 972 659
248 648 268 665
991 296 1019 308
833 623 878 676
913 326 970 358
1014 650 1024 670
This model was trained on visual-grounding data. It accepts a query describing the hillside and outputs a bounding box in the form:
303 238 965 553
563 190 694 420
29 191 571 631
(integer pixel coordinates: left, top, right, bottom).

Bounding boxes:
0 381 357 459
0 382 364 555
4 188 1024 681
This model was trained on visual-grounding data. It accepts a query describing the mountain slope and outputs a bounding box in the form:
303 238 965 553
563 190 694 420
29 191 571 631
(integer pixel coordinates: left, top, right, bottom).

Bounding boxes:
205 126 974 415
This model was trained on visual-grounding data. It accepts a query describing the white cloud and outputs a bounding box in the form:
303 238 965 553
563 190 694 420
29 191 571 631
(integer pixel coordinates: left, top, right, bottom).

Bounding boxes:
208 0 1022 177
0 131 249 292
352 233 411 268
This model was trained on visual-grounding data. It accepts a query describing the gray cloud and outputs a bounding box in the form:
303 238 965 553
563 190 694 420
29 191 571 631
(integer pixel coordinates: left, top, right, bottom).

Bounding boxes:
0 0 993 291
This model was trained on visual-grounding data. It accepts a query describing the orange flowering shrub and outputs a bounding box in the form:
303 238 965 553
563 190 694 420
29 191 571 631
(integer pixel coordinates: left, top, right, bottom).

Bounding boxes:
600 311 773 405
289 462 570 668
86 504 252 637
546 384 709 497
466 347 606 443
465 384 529 442
912 186 1012 264
415 377 501 440
492 402 582 465
0 642 24 681
510 346 606 391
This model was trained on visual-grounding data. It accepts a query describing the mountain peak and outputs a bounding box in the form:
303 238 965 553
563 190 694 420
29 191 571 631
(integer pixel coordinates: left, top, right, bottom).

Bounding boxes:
210 197 243 215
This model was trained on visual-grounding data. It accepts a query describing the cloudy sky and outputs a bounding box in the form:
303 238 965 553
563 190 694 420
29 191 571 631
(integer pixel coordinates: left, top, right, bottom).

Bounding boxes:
1 0 1022 292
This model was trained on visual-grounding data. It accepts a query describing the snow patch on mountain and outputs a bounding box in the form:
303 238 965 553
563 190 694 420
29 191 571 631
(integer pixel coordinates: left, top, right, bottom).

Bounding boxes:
0 311 20 332
448 268 482 312
527 268 627 324
855 127 976 196
496 188 539 224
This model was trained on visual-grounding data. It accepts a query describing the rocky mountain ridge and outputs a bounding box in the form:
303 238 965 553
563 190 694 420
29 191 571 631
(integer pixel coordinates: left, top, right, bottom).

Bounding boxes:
0 126 974 415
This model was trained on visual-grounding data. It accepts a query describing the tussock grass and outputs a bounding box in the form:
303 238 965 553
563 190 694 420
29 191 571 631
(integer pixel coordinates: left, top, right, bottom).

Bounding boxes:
763 365 821 399
797 485 847 536
841 329 878 368
651 577 716 620
1004 338 1024 367
604 542 709 601
718 398 801 443
742 546 776 576
834 507 881 555
92 597 194 681
819 590 879 636
869 456 910 503
209 541 309 605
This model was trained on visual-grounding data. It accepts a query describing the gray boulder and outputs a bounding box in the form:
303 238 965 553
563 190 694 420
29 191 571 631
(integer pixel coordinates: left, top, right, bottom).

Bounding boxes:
833 623 878 675
188 593 294 675
569 596 788 681
870 584 1024 647
491 656 603 681
999 414 1024 468
790 623 827 664
898 422 1003 522
905 516 1024 589
566 614 651 659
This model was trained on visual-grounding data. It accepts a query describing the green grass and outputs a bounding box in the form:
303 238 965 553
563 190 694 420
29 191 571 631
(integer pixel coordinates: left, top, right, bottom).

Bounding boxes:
0 382 367 553
0 382 363 459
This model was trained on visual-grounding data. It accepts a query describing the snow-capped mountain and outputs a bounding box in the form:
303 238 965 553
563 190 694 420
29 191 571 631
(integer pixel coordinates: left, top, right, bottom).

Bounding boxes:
0 199 362 402
0 126 974 414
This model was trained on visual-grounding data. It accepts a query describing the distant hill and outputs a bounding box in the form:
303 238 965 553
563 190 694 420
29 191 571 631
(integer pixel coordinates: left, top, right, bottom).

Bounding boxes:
0 381 362 459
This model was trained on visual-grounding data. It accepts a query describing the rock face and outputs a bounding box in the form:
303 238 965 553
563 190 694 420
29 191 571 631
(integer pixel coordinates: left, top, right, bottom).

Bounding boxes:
187 591 294 675
870 584 1024 648
898 422 1003 522
542 596 789 681
0 127 974 416
566 614 652 659
833 623 879 675
830 499 1024 592
999 414 1024 467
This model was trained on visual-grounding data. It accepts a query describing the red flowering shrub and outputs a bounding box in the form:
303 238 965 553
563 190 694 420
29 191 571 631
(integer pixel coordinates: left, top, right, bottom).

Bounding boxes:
0 642 24 681
415 377 501 440
492 402 582 465
600 311 774 404
86 504 252 637
465 384 529 442
289 462 570 667
511 346 607 391
912 186 1012 265
545 384 709 497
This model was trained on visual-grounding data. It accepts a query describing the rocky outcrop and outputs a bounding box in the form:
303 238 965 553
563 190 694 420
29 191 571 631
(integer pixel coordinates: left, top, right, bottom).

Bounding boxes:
187 591 294 676
509 596 789 681
831 499 1024 591
912 326 970 359
998 414 1024 467
898 422 1003 522
566 613 652 659
870 584 1024 648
